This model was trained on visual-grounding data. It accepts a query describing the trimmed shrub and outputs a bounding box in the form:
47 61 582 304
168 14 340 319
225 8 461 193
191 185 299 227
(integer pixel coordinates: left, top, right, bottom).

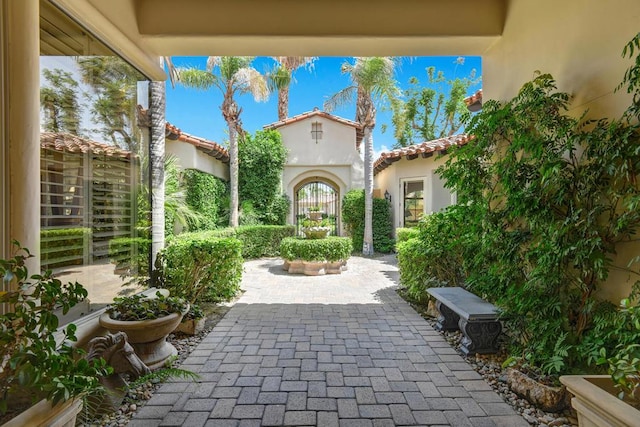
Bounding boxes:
236 225 296 258
280 237 353 262
342 190 395 253
158 232 243 304
40 227 91 269
396 206 468 303
395 227 419 244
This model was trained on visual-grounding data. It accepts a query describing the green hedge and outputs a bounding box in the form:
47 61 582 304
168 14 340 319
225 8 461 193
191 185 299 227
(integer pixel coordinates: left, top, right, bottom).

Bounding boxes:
396 206 469 303
395 228 420 244
236 225 296 258
191 225 295 259
280 237 353 262
40 228 91 269
158 232 243 304
341 190 395 253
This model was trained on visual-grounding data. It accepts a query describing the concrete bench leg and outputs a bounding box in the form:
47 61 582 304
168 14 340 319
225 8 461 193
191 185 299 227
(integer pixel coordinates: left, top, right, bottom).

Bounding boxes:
458 318 501 356
434 301 460 332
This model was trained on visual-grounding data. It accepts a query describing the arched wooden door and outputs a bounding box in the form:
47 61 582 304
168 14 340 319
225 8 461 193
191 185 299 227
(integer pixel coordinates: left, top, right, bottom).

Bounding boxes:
294 180 340 236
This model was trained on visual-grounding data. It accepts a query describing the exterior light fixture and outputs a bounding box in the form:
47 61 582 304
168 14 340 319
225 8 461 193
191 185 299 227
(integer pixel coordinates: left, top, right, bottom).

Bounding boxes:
384 190 391 203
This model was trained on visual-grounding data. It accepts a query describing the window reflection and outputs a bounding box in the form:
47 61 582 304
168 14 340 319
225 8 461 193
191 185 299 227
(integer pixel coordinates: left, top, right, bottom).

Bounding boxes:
39 1 150 321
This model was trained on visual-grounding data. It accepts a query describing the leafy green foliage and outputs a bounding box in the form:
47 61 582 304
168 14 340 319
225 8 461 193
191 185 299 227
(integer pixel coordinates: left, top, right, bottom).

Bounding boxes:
389 63 479 147
106 292 188 321
395 227 419 245
235 225 296 258
0 243 110 415
280 237 353 262
183 168 229 230
342 190 395 253
396 206 468 304
156 233 243 304
434 47 640 374
238 130 289 224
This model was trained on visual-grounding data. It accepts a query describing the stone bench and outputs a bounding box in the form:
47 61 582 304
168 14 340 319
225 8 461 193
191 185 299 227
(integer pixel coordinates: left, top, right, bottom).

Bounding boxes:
426 286 501 356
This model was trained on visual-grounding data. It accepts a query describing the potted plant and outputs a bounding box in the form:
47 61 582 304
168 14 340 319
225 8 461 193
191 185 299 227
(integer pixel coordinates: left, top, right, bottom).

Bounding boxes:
0 243 110 426
308 206 324 221
280 236 352 275
99 291 189 370
560 294 640 426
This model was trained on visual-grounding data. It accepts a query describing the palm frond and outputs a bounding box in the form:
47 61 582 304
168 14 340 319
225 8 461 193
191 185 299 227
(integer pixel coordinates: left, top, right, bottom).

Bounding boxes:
206 56 222 73
324 86 357 112
267 65 292 92
177 68 217 90
234 68 269 102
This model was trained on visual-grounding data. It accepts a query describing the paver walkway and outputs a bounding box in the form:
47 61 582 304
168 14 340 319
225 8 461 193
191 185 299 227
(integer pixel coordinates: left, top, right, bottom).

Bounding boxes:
129 255 528 427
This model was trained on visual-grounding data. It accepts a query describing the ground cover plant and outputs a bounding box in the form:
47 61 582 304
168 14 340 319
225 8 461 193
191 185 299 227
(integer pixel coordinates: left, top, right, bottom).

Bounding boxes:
401 34 640 380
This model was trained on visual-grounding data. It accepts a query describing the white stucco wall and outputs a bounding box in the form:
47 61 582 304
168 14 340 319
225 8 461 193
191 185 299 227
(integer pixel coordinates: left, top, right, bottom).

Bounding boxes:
374 154 454 233
278 116 365 226
166 139 229 181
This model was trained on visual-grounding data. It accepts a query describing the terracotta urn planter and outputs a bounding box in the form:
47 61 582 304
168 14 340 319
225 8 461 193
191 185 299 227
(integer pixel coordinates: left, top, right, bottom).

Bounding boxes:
560 374 639 427
308 211 324 221
302 226 331 239
99 306 187 370
1 398 82 427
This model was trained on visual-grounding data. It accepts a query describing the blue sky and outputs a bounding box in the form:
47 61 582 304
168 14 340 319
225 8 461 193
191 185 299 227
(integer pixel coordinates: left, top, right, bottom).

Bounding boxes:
165 56 482 155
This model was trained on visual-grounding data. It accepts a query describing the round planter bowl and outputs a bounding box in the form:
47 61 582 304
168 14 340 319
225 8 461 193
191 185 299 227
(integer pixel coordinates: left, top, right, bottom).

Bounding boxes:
99 307 187 370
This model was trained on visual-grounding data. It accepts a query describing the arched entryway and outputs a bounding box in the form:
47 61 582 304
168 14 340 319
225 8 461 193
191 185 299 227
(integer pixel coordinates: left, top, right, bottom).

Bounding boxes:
294 178 340 236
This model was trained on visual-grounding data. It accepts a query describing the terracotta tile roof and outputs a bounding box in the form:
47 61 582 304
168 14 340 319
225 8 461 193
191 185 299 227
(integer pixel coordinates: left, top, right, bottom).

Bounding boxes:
165 122 229 163
464 89 482 112
40 132 134 159
373 134 471 175
263 108 365 151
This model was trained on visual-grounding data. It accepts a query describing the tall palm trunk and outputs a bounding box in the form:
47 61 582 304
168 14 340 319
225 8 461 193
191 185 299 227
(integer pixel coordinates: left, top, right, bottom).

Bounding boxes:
362 125 374 256
223 90 241 227
278 86 289 121
149 80 165 269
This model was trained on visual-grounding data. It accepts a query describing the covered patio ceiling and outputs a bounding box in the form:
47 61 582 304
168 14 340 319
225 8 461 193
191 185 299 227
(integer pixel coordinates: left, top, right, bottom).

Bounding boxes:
53 0 506 79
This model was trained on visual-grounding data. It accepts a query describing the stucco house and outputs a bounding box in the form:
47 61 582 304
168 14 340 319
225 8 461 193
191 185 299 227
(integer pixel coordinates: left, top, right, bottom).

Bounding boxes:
264 109 365 234
3 0 640 318
373 135 470 232
165 122 229 181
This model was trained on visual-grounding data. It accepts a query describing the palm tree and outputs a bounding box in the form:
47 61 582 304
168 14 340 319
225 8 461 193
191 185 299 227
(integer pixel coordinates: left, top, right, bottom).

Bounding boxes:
269 57 316 120
177 57 269 227
324 57 400 255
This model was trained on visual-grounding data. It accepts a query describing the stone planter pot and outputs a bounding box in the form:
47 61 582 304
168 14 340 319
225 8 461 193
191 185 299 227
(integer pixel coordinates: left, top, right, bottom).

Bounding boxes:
283 259 348 276
99 306 187 370
302 226 331 239
308 211 324 221
174 317 206 335
507 368 569 412
1 398 82 427
560 374 639 427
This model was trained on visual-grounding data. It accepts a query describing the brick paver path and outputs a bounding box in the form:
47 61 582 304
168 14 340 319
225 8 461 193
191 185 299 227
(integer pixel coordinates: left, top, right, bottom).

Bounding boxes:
129 255 528 427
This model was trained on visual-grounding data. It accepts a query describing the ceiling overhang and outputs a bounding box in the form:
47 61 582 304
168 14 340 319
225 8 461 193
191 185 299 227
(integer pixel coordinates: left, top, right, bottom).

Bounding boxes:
84 0 506 58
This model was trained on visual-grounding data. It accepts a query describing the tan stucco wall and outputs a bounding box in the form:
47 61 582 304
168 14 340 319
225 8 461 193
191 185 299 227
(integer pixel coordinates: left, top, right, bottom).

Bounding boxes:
166 140 229 181
483 0 640 303
374 155 454 233
279 117 364 225
484 0 640 119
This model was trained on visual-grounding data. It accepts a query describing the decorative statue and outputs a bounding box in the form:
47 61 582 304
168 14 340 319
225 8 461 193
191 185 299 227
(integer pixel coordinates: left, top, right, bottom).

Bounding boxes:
86 332 150 411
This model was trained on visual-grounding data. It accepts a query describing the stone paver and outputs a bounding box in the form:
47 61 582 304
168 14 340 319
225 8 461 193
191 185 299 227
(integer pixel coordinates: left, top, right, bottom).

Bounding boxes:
130 255 528 426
